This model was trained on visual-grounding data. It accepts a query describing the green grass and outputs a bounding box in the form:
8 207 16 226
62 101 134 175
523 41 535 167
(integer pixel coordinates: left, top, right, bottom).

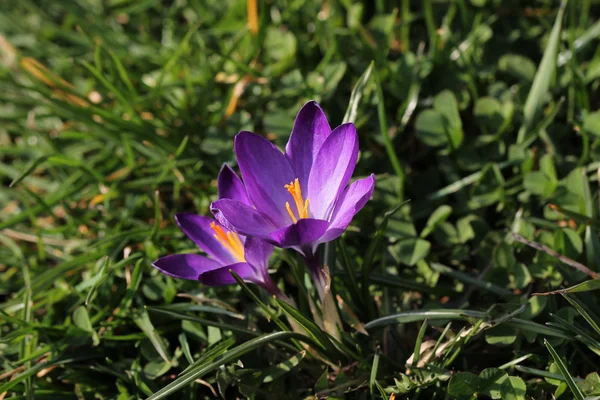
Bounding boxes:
1 0 600 398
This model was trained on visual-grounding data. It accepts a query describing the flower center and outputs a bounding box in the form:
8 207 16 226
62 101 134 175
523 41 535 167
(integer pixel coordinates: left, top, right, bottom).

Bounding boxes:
210 222 245 262
284 178 309 223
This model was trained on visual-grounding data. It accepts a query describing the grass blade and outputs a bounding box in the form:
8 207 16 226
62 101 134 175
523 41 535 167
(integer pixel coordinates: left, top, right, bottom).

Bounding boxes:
369 347 381 398
146 331 316 400
364 309 570 339
544 339 585 400
343 61 374 124
517 0 567 143
562 294 600 336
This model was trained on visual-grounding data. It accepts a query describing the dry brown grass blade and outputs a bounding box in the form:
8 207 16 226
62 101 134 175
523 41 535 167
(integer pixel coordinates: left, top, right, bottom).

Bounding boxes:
512 232 599 279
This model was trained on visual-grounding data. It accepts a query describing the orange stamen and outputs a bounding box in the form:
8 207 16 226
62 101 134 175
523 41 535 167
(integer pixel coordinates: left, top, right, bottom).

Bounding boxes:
210 222 245 262
284 178 309 223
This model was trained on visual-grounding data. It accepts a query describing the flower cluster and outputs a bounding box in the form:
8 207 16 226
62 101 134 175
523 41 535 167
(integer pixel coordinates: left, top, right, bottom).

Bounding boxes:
153 101 375 302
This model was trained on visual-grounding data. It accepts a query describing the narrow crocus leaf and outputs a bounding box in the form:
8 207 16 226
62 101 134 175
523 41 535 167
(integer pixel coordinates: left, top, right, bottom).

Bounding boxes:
275 298 342 359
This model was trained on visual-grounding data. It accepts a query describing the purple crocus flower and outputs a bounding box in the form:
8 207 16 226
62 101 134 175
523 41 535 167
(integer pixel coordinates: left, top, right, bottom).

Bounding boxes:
211 101 375 294
152 165 282 297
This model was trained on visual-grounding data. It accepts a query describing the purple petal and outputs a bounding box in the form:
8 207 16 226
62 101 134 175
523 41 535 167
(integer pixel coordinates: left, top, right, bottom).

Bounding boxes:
319 174 376 243
269 218 329 248
307 123 359 220
175 213 237 265
243 237 273 274
234 131 295 227
211 199 275 240
199 262 259 286
152 254 221 280
285 101 332 190
217 164 251 206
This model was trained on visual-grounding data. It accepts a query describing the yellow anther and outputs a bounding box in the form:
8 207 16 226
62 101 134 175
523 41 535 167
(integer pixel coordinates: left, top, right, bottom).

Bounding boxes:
284 178 309 223
286 202 298 223
210 222 245 262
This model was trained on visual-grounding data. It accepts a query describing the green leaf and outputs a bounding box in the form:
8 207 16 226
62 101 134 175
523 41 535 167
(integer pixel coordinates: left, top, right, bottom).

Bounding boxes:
421 205 452 238
133 309 171 364
146 332 316 400
9 155 50 187
374 67 405 187
485 325 518 346
362 202 409 311
517 0 567 143
364 309 569 339
343 61 374 124
433 90 464 149
251 350 306 384
582 168 600 271
583 111 600 137
448 372 479 397
534 279 600 296
230 271 290 334
415 109 447 147
276 298 341 359
72 306 99 346
390 237 431 266
430 263 514 297
498 54 536 81
411 319 428 367
506 376 527 400
370 347 380 398
474 97 505 133
479 368 509 399
524 172 557 197
562 294 600 337
84 256 111 307
545 339 585 400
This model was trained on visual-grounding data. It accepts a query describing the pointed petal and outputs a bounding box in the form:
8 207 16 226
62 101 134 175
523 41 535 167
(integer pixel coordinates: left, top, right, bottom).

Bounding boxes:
199 262 260 286
234 131 295 227
269 218 329 248
319 175 375 243
211 199 275 240
307 123 359 220
243 237 273 273
152 254 221 280
285 101 332 189
217 164 251 206
175 213 236 264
